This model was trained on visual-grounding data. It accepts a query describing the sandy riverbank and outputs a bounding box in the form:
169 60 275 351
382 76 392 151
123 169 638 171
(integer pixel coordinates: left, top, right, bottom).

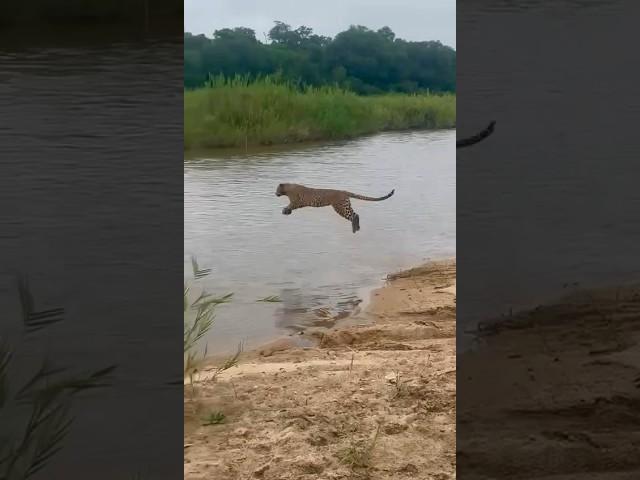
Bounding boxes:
184 259 456 479
458 284 640 479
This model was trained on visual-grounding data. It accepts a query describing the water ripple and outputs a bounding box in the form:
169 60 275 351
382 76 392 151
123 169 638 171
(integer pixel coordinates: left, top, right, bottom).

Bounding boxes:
185 130 456 353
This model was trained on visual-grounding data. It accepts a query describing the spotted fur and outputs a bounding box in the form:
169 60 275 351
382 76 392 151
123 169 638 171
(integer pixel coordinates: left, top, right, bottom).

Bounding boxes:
276 183 394 233
457 121 496 149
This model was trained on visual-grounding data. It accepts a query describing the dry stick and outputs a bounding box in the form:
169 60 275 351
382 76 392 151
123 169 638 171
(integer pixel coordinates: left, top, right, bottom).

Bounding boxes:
392 371 403 399
347 346 356 376
230 380 239 400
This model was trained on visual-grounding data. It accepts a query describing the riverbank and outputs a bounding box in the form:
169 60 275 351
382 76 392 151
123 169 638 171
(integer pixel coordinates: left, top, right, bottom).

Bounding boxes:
184 78 456 151
458 284 640 479
184 259 456 479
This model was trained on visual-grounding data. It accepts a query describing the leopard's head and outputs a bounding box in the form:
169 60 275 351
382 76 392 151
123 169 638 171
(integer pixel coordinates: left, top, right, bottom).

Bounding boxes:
276 183 288 197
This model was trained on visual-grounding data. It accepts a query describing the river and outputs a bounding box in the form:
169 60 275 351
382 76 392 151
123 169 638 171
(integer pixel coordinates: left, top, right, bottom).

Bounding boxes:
184 130 456 354
457 0 640 348
0 38 183 478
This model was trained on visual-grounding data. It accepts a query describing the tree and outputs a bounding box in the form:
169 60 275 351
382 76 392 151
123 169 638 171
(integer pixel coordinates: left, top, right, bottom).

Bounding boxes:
213 27 257 42
268 21 294 46
377 26 396 42
184 22 456 94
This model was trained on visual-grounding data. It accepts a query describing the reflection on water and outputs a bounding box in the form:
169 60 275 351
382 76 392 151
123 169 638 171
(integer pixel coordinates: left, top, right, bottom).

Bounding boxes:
184 130 456 353
458 0 640 347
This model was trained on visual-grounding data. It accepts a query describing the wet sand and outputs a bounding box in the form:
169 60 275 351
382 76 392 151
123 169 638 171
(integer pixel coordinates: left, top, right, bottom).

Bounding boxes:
184 259 456 479
458 285 640 479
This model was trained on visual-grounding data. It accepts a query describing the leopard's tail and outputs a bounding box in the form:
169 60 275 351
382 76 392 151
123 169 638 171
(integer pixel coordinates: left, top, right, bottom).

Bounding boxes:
348 189 395 201
456 121 496 149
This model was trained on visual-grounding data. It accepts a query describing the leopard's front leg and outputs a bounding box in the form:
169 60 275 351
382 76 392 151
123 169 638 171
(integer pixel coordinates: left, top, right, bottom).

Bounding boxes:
282 204 294 215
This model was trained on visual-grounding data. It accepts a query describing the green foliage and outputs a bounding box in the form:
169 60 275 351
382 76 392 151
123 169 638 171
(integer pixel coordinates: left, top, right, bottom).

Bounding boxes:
201 411 226 426
184 22 455 94
337 424 382 471
184 258 287 386
0 276 115 479
184 75 455 150
257 295 282 303
184 259 234 383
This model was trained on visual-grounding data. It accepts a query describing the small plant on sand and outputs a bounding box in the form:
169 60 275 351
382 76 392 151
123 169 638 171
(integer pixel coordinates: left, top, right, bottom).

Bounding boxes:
389 370 413 400
201 411 226 426
337 424 382 472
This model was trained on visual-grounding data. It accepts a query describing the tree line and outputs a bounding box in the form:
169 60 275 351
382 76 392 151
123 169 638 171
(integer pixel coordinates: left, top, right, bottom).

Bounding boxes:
185 22 456 95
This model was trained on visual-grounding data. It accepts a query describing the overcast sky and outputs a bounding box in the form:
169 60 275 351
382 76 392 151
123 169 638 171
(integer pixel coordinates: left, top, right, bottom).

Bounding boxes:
185 0 455 48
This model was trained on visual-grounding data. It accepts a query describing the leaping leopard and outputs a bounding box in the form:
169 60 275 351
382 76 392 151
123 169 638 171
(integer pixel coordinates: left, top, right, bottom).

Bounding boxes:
276 183 395 234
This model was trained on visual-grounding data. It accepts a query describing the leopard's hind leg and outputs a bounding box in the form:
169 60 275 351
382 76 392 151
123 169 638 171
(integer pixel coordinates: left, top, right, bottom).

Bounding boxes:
332 199 360 233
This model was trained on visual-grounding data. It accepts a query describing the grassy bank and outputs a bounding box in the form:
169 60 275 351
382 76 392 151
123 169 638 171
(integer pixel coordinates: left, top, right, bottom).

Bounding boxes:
184 76 456 151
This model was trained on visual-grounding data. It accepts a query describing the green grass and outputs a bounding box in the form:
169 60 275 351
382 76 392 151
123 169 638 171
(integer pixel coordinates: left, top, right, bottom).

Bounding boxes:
256 295 282 303
184 75 456 151
337 424 382 471
201 411 226 426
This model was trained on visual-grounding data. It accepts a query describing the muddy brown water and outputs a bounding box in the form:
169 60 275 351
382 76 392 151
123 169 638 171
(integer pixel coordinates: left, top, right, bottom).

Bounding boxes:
184 129 456 354
0 39 183 478
458 0 640 349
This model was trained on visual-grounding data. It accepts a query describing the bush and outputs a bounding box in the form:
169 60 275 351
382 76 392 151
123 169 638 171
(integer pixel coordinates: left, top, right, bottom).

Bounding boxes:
184 75 456 150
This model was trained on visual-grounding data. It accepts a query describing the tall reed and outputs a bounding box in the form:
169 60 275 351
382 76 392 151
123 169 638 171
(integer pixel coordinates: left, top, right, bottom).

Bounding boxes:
183 258 238 387
184 75 456 150
1 276 115 478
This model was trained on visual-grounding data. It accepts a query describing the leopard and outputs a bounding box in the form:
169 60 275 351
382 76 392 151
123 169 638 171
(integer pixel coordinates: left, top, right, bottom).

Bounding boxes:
457 120 496 149
275 183 395 233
